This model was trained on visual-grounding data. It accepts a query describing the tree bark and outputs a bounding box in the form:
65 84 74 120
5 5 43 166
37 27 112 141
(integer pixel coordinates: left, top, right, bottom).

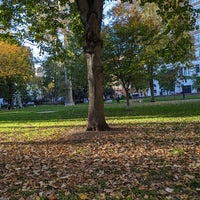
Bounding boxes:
76 0 109 130
86 46 108 131
7 79 14 109
149 78 155 102
147 66 155 102
125 89 130 110
64 67 74 106
182 85 185 100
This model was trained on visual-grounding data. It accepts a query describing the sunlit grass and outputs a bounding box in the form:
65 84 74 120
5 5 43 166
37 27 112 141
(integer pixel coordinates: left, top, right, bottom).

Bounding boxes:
0 100 199 142
107 115 200 124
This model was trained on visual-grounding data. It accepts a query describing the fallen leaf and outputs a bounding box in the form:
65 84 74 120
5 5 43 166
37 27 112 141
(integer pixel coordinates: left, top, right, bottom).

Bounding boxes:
79 193 87 200
165 187 174 193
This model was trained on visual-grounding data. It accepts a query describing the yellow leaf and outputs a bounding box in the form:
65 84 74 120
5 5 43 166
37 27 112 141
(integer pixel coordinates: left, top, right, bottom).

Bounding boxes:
196 147 200 154
79 193 87 200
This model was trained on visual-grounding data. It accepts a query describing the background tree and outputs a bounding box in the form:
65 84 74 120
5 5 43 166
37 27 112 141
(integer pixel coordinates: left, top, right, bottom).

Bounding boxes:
104 3 148 108
134 1 195 102
144 0 195 101
192 74 200 92
40 52 87 103
103 2 163 104
62 31 88 105
0 40 34 108
156 65 178 95
41 59 60 102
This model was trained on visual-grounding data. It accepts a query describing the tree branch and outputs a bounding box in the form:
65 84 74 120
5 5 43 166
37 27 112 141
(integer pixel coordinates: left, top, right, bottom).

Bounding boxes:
75 0 104 53
75 0 89 27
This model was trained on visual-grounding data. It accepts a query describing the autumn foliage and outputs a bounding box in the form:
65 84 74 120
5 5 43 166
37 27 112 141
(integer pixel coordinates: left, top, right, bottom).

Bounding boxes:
0 41 33 80
0 40 34 108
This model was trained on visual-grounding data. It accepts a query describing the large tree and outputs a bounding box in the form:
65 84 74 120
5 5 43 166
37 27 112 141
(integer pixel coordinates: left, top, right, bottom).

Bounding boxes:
0 0 196 130
75 1 109 130
103 1 150 109
104 1 195 103
140 1 195 102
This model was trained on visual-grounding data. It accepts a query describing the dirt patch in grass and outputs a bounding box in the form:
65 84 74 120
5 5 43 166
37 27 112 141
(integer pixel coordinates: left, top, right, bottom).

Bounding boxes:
0 123 200 199
36 111 57 114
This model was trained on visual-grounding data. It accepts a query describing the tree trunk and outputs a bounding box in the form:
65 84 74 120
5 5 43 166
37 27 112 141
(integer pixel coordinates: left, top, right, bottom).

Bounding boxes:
125 89 130 110
86 46 108 131
16 91 22 108
182 85 185 100
149 78 155 102
7 80 14 109
65 79 74 106
64 67 74 106
76 0 109 131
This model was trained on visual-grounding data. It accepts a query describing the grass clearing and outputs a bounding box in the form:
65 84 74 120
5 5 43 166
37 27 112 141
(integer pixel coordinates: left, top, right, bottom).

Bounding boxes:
0 100 200 199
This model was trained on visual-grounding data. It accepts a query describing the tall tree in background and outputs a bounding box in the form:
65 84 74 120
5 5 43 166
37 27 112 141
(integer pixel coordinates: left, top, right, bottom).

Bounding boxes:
156 65 178 94
104 1 195 103
0 41 34 108
103 1 149 109
140 1 195 102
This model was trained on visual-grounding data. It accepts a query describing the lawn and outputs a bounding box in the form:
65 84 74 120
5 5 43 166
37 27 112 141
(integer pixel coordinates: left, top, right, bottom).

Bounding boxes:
0 100 200 199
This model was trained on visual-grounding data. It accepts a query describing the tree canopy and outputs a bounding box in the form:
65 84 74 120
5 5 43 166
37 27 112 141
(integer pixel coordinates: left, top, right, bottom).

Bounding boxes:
103 1 195 103
0 40 34 108
103 1 153 108
0 41 33 80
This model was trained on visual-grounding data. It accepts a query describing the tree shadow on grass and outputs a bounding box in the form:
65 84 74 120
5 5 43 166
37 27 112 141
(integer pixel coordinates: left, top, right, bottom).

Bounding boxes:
0 122 199 146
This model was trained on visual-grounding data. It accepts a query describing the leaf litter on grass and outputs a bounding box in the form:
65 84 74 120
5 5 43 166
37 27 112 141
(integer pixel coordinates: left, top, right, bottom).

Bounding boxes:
0 123 200 199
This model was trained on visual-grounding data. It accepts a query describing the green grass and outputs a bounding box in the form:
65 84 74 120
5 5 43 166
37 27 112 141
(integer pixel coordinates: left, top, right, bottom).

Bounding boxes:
141 93 200 102
0 100 199 124
0 100 199 142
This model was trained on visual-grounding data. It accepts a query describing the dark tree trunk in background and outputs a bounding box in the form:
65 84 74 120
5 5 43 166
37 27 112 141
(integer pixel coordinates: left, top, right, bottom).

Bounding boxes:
125 89 130 109
147 66 155 102
182 85 186 100
149 78 155 102
76 0 109 131
7 79 15 109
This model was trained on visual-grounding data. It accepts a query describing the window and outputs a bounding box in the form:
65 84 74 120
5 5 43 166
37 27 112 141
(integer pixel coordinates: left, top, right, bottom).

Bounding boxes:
196 64 200 73
195 48 200 58
183 67 187 76
194 19 200 31
183 85 192 94
194 34 200 45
